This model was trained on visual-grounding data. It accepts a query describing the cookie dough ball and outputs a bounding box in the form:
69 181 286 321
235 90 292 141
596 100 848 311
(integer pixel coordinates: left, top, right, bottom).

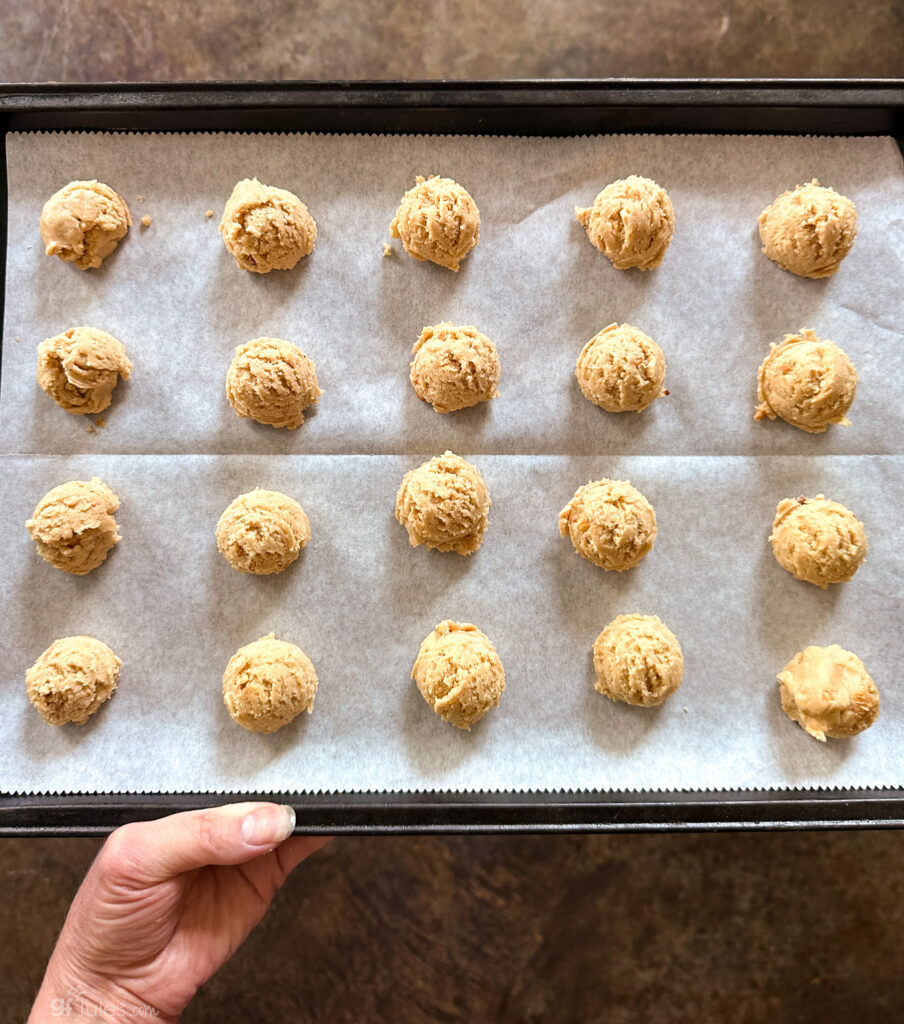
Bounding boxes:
222 633 318 733
216 488 310 575
26 635 121 726
778 645 879 742
37 326 132 416
576 322 667 413
755 329 857 433
395 451 490 555
411 620 505 730
389 175 480 271
593 614 684 707
575 176 674 271
559 478 656 571
40 180 131 270
219 178 316 274
26 478 120 575
226 337 321 430
758 180 857 279
410 322 500 413
770 495 867 588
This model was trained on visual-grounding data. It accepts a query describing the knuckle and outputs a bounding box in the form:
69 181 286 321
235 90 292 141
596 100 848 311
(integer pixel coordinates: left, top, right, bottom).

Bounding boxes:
97 822 145 880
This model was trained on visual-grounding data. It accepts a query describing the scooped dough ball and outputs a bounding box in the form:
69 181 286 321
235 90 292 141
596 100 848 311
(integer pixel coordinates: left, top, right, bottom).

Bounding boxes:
40 180 131 270
758 180 857 279
216 488 310 575
754 329 857 433
219 178 316 273
576 322 667 413
410 322 500 413
770 495 867 588
389 175 480 271
222 633 318 733
26 635 121 726
559 478 656 571
395 451 490 555
411 620 505 730
37 326 132 416
593 614 684 707
26 478 120 575
778 645 879 742
575 175 674 271
226 337 321 429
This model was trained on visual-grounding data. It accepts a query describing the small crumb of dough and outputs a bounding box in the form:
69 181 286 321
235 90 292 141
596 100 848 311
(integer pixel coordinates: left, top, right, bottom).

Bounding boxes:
575 175 674 271
216 489 310 575
26 635 121 726
778 645 879 741
389 175 480 271
576 322 667 413
770 495 867 588
222 633 318 733
758 179 857 279
410 322 500 413
37 326 132 416
226 337 321 430
382 242 392 257
395 451 490 555
219 178 316 273
755 328 856 433
40 180 131 270
140 215 152 228
559 478 656 571
26 477 120 575
411 620 505 730
205 209 215 218
593 614 684 707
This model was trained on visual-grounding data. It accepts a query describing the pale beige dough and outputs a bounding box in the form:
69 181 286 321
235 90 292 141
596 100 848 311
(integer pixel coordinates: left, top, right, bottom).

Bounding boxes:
26 478 120 575
395 451 490 555
575 175 674 271
593 614 684 707
410 322 500 413
758 179 857 279
26 635 121 726
40 180 131 270
559 478 656 571
576 322 667 413
226 337 321 429
219 178 316 273
222 633 318 733
37 326 132 416
411 620 505 730
770 495 867 588
778 645 879 741
389 175 480 271
216 489 310 575
755 328 856 433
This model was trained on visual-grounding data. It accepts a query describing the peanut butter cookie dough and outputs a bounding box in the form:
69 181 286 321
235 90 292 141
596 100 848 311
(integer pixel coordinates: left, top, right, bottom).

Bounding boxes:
778 645 879 742
40 180 131 270
411 620 505 730
576 323 667 413
758 180 857 279
226 337 321 429
559 478 656 571
216 489 310 575
37 326 132 416
26 478 120 575
755 329 856 433
770 495 867 588
395 451 490 555
26 635 121 726
410 322 500 413
389 175 480 271
575 175 674 271
219 178 316 273
593 614 684 707
222 633 318 733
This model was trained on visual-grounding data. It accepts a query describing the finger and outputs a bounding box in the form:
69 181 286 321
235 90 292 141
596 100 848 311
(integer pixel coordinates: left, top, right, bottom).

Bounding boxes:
273 835 333 876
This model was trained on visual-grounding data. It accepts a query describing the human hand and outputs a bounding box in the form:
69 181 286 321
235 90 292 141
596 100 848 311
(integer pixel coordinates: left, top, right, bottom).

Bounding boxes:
29 803 330 1023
